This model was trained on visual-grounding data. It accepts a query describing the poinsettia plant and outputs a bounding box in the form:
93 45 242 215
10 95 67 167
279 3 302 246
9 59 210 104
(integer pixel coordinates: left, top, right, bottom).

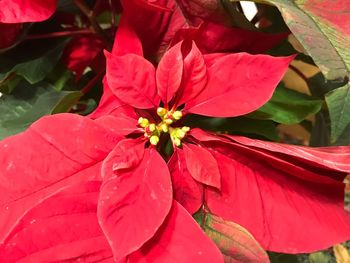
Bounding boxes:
1 0 350 262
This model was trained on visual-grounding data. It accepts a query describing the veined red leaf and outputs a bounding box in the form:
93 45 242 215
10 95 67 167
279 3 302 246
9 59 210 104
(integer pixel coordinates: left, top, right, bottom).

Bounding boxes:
176 41 208 106
194 211 269 263
0 182 114 263
183 143 221 189
168 149 203 214
156 41 183 104
95 115 139 138
0 0 57 23
205 148 350 253
105 51 159 109
190 128 348 185
128 201 224 262
0 114 120 243
98 148 173 261
185 53 294 117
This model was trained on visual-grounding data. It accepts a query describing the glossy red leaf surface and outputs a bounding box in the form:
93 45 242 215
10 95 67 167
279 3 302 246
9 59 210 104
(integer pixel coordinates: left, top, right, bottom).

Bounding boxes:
63 36 104 80
183 143 221 189
156 41 184 104
176 41 208 106
203 142 350 253
0 0 57 23
185 53 294 117
105 51 159 109
95 115 139 138
98 148 173 261
0 114 120 243
0 182 114 263
128 201 224 263
168 149 203 214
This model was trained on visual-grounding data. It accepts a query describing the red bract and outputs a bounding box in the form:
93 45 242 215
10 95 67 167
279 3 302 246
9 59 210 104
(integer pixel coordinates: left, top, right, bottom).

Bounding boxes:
0 0 57 23
95 19 350 254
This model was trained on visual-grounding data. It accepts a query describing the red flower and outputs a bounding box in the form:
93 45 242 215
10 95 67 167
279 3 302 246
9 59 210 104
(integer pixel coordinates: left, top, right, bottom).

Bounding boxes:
94 19 350 254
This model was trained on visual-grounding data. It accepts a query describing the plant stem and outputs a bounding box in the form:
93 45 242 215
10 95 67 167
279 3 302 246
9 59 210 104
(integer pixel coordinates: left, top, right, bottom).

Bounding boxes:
73 0 112 49
81 70 105 94
289 64 310 87
26 29 93 40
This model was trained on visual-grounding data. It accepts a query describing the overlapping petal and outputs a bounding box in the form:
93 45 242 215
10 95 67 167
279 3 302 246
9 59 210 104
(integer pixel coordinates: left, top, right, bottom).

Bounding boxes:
0 182 114 263
189 129 350 253
98 145 173 261
0 114 120 243
128 201 224 263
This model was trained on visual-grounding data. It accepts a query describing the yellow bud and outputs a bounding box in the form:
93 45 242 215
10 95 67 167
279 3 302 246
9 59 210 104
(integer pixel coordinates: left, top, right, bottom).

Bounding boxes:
165 118 173 125
150 135 159 145
173 137 181 147
176 128 186 139
181 126 190 132
157 107 167 117
149 123 156 132
138 117 149 128
173 111 183 120
160 123 169 133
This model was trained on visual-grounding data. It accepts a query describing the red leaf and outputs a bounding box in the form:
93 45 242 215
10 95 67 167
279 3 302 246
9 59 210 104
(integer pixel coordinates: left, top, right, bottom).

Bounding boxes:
112 15 143 56
205 146 350 253
196 211 270 263
89 77 137 119
156 41 183 104
121 0 187 58
0 114 120 243
168 149 203 214
183 143 221 189
95 115 139 138
128 201 224 262
174 21 288 55
226 135 350 176
63 36 104 80
176 41 208 106
102 139 145 176
0 0 57 23
98 148 173 261
105 51 159 109
0 182 114 263
185 53 294 117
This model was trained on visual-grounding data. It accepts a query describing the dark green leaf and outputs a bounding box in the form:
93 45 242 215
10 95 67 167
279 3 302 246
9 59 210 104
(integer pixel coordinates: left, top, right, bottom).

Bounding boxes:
325 83 350 143
248 85 322 124
0 81 82 140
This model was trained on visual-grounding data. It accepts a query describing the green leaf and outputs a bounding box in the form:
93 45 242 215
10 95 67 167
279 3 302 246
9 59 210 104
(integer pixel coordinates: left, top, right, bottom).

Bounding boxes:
194 211 270 263
231 0 350 81
0 39 67 84
308 252 331 263
268 252 299 263
248 85 322 124
325 83 350 143
0 81 82 140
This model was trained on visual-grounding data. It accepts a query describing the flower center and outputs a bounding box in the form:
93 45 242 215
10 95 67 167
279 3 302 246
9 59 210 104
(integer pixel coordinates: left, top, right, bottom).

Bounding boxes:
138 107 190 146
